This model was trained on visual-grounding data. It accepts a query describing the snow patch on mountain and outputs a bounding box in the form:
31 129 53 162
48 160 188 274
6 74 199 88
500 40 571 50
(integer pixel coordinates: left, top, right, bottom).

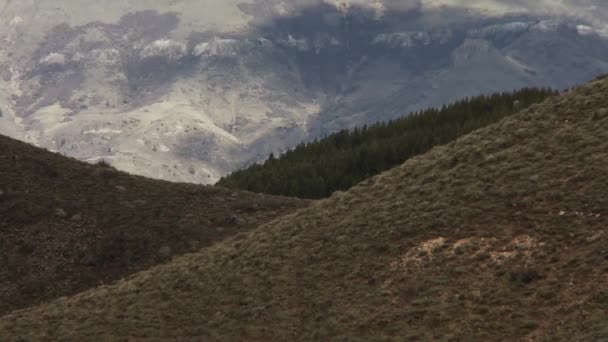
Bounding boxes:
9 16 24 26
373 30 453 48
193 38 243 57
89 49 122 66
141 40 187 61
279 35 311 51
374 32 432 48
40 53 67 66
469 22 532 38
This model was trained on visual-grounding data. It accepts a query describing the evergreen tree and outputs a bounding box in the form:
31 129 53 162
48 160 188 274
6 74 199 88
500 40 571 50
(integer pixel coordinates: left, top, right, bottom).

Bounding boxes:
218 88 557 199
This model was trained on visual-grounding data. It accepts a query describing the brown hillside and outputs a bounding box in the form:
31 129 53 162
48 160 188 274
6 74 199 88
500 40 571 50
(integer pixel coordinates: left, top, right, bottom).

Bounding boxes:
2 78 608 341
0 135 307 316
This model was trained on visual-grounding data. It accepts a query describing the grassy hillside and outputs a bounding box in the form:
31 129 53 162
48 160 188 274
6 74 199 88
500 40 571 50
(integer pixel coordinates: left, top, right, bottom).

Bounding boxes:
0 135 307 315
2 77 608 340
218 88 557 199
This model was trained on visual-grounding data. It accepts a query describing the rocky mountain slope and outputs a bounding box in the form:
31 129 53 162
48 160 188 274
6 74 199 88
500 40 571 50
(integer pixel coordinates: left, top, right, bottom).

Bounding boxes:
1 0 608 183
2 76 607 340
0 134 307 316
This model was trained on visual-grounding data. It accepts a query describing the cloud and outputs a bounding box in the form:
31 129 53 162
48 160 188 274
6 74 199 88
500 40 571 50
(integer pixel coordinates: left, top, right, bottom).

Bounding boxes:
376 0 608 37
422 0 607 25
313 0 607 29
244 0 607 38
322 0 421 14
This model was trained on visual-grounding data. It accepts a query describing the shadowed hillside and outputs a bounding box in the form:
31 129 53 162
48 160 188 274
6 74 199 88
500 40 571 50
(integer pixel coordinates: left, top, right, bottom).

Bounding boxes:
0 136 307 315
2 78 608 340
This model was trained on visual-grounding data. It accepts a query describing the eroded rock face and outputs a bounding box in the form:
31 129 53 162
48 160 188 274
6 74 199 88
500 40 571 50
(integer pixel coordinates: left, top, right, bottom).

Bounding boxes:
0 1 607 184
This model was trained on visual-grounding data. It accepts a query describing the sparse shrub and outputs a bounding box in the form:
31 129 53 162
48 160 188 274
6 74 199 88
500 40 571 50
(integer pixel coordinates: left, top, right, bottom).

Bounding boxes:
93 164 119 178
509 268 543 285
158 246 172 260
16 241 35 255
17 278 46 296
593 73 608 82
453 245 467 255
594 291 608 305
95 160 113 168
92 234 149 266
1 199 52 225
475 252 491 261
519 320 540 332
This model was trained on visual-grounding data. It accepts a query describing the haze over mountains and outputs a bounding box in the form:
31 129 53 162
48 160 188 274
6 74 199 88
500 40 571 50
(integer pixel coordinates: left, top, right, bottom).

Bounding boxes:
1 0 608 183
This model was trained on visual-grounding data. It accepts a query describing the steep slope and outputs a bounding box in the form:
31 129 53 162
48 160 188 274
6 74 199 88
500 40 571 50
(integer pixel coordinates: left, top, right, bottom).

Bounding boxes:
219 87 556 198
2 78 608 340
1 0 607 183
0 135 307 316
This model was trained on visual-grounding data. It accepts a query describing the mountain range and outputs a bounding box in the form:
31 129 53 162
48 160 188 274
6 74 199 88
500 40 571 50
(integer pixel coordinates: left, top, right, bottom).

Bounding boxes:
2 68 607 342
1 0 608 183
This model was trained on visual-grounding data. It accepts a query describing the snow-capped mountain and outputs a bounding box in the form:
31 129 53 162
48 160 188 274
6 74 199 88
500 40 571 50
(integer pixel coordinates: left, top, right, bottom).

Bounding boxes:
1 0 607 183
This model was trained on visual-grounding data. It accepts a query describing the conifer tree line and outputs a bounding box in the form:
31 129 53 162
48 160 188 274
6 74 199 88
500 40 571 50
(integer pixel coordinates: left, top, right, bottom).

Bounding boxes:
217 88 557 199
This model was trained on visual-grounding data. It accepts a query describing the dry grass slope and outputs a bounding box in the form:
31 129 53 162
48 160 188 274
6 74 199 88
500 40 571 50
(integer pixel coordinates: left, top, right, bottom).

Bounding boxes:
2 78 608 340
0 136 307 316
